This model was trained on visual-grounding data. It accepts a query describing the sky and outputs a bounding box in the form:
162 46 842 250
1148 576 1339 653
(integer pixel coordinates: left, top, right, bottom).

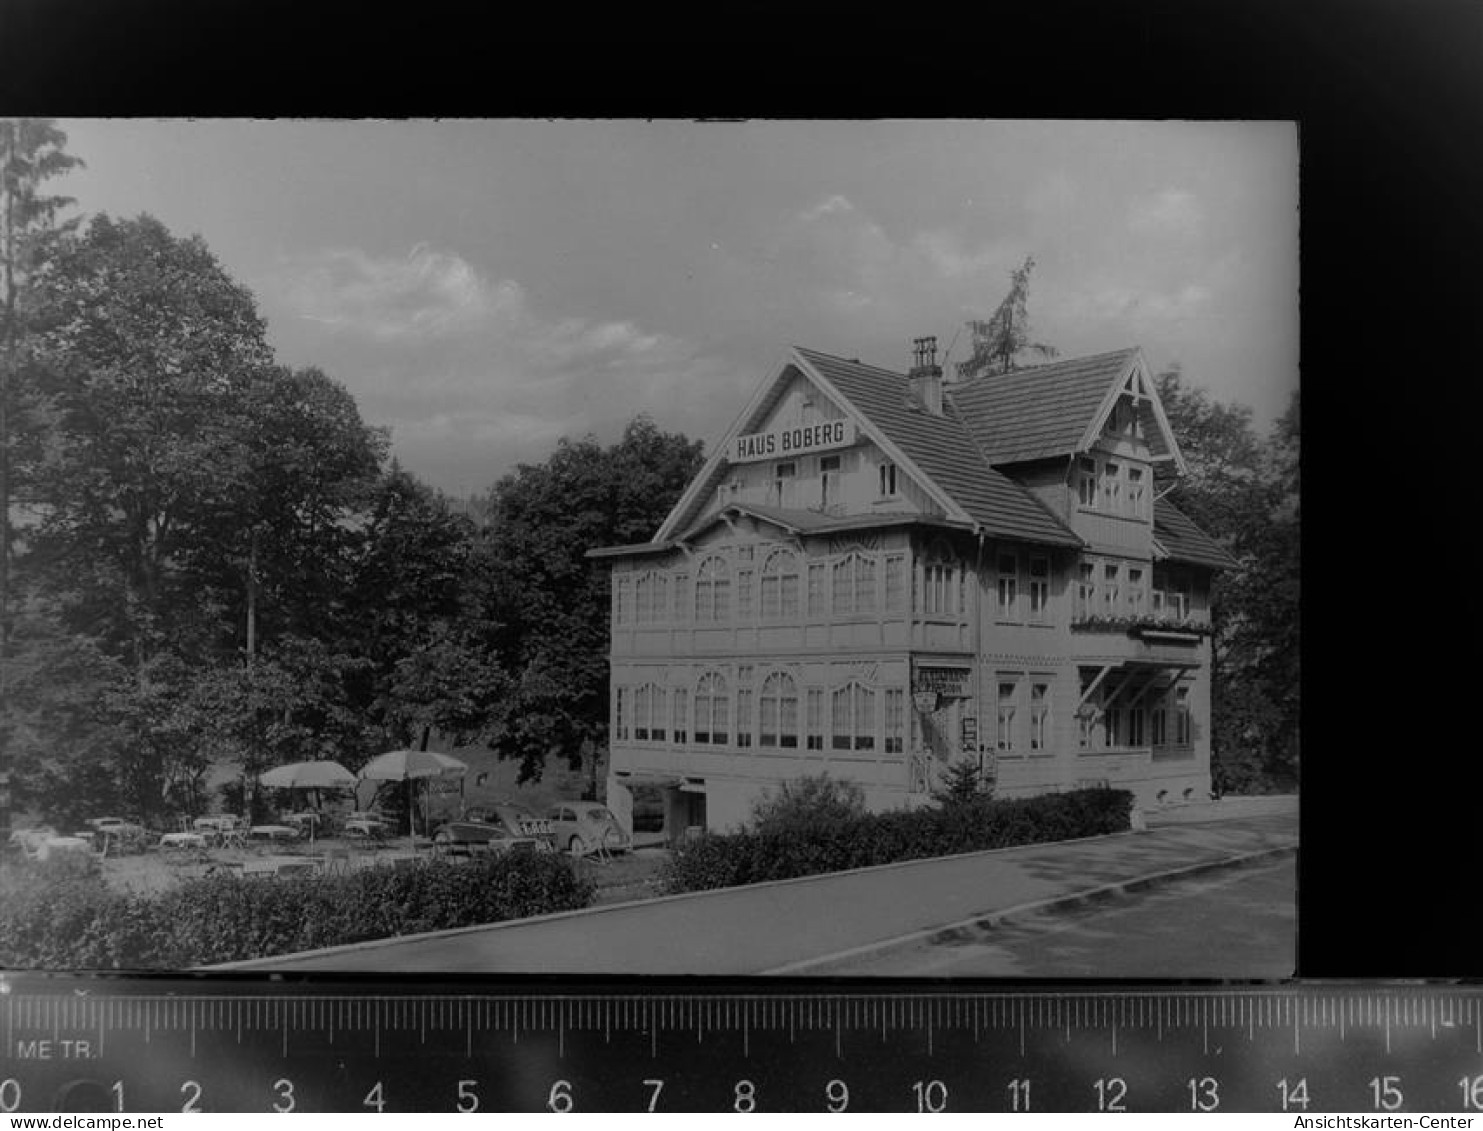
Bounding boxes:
53 120 1299 497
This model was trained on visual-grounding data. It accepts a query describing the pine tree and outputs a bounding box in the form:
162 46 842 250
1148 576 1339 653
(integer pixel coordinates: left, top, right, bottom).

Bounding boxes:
955 256 1057 380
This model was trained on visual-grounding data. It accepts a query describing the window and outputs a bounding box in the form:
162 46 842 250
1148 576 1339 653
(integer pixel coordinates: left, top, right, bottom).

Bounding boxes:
921 544 957 617
672 688 688 744
635 574 652 623
1103 700 1123 747
1127 466 1146 518
1151 695 1168 747
1171 572 1192 620
1076 562 1096 620
996 678 1019 754
694 673 729 745
884 689 904 754
806 688 824 751
831 683 875 751
614 686 629 742
1126 567 1145 616
1126 702 1145 746
807 562 827 617
1077 457 1098 508
633 683 666 742
832 552 877 616
695 556 730 622
996 552 1019 620
1030 681 1050 752
672 573 689 621
736 567 754 622
878 461 899 497
759 673 799 749
819 455 841 509
614 577 632 625
1101 461 1121 512
760 549 800 620
1102 562 1121 615
884 554 906 613
1028 555 1050 621
1175 685 1191 745
768 461 796 507
736 688 753 748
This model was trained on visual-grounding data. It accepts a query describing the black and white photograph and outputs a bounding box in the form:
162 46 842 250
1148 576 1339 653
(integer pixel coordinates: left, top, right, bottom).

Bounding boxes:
0 119 1299 981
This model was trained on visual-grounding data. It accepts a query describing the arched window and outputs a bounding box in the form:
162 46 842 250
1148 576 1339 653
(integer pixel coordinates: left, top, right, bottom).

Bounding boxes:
830 682 876 751
634 683 667 742
760 549 800 620
694 672 729 745
694 556 731 622
831 552 878 616
759 672 799 749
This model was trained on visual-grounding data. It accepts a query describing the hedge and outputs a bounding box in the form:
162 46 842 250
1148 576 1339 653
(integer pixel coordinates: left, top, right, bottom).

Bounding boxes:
659 788 1134 893
0 851 596 969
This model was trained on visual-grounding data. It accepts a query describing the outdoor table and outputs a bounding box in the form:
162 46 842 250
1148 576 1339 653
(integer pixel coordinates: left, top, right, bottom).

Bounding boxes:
193 817 240 834
249 825 298 842
159 832 209 850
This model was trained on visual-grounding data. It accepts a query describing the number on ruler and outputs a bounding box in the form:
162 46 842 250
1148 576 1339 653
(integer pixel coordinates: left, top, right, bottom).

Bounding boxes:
913 1079 948 1112
272 1078 295 1113
363 1081 385 1112
1095 1077 1128 1111
1277 1077 1310 1111
110 1081 123 1112
734 1079 756 1112
825 1079 849 1112
1460 1075 1483 1110
1187 1076 1220 1111
547 1080 573 1112
642 1078 664 1113
1 1079 21 1113
1370 1076 1403 1112
1007 1078 1031 1111
180 1080 202 1113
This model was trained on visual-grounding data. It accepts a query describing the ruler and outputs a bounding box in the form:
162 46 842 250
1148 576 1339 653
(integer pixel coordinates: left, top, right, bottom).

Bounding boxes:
2 977 1481 1113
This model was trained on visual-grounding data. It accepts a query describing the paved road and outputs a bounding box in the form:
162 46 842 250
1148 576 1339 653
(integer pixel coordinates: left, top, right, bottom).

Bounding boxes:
226 798 1297 976
807 854 1295 978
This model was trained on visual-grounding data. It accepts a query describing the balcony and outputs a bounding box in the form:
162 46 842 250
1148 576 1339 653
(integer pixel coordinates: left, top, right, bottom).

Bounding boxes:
1070 613 1213 641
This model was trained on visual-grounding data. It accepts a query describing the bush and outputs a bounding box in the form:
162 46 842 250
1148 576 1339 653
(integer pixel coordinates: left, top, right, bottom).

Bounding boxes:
0 851 596 969
748 773 866 834
660 788 1134 894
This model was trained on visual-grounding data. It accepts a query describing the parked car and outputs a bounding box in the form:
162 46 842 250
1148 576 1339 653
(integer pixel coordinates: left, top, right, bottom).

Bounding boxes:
546 803 631 856
465 802 556 847
431 815 545 856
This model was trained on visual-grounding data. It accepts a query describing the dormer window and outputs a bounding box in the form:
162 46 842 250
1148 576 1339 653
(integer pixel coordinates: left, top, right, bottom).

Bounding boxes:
1077 457 1098 507
1101 461 1121 511
1127 466 1146 518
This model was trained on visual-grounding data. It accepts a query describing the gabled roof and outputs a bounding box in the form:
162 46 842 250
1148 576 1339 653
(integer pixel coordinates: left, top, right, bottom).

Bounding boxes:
1152 498 1240 569
794 348 1083 549
947 347 1182 468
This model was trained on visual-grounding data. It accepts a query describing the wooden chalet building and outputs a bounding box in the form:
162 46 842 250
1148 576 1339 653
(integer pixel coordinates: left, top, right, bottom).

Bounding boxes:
588 339 1236 835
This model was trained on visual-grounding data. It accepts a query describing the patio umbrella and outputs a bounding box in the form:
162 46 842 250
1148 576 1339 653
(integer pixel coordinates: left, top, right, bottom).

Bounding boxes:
259 760 358 840
359 750 467 836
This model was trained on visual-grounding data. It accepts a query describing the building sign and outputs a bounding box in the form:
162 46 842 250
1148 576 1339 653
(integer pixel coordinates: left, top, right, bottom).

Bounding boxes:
729 420 857 463
914 666 971 698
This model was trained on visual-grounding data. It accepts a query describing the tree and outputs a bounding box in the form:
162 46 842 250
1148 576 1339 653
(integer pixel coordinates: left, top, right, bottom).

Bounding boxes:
932 757 993 807
955 256 1057 380
0 119 82 702
1155 365 1299 794
475 416 704 781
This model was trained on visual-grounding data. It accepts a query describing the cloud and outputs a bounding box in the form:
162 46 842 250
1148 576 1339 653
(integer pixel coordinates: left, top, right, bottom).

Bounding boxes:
1128 188 1203 238
280 244 506 340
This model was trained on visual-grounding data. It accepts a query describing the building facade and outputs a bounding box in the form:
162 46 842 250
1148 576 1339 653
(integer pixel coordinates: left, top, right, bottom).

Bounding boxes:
589 341 1236 835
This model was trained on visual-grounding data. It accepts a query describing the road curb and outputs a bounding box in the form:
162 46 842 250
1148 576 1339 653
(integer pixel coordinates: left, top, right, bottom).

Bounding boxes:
762 842 1297 975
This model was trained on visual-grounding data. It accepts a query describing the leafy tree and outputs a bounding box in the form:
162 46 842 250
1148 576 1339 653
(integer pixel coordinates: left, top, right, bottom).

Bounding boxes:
1155 366 1299 793
0 119 82 718
955 256 1057 379
475 416 704 781
749 773 866 834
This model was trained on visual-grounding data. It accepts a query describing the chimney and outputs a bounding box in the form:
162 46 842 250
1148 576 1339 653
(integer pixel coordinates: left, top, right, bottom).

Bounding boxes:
907 335 943 415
